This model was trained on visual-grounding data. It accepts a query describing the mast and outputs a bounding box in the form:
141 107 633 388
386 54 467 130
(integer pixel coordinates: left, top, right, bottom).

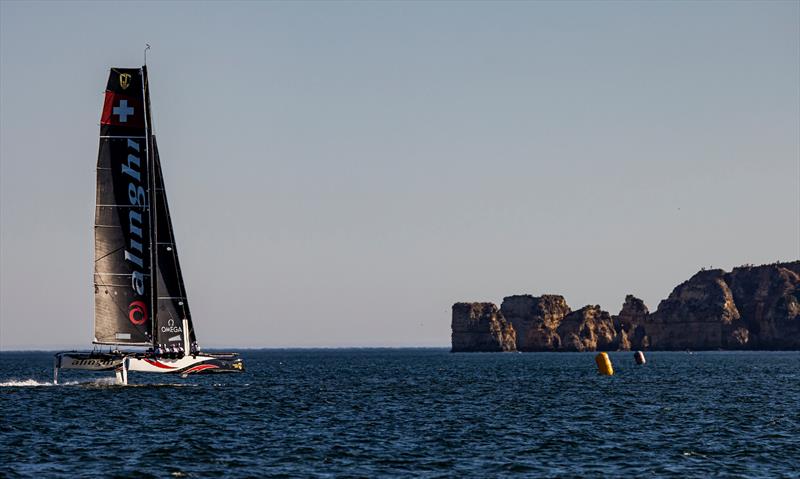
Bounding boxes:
142 65 158 349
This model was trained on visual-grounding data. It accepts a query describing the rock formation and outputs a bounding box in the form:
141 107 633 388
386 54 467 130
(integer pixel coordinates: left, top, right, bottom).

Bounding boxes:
644 263 800 349
723 263 800 349
557 305 617 352
500 295 570 351
647 269 747 350
451 261 800 351
613 295 649 350
451 302 517 352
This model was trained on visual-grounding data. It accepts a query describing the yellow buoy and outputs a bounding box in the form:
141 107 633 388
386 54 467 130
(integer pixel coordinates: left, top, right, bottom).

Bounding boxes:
634 350 646 365
595 352 614 376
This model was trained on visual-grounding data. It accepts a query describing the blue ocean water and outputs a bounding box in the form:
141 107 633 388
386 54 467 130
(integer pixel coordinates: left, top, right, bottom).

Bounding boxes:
1 349 798 478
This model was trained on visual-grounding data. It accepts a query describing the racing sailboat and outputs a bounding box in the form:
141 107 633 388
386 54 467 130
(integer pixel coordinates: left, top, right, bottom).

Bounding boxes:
54 66 243 384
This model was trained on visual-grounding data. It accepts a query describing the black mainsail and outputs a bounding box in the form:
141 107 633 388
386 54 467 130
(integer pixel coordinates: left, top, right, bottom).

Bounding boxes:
94 66 198 350
94 68 153 345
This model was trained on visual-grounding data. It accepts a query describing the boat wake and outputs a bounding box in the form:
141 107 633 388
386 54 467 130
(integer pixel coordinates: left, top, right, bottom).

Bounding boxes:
0 379 66 387
0 378 194 388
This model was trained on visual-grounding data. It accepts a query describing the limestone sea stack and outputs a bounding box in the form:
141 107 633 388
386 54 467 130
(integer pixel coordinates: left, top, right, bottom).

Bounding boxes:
451 261 800 352
451 302 517 352
614 295 649 350
500 295 570 351
557 305 617 352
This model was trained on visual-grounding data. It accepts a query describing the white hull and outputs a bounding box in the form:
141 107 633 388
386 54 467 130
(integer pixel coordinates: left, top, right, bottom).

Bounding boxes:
54 351 243 385
126 355 235 374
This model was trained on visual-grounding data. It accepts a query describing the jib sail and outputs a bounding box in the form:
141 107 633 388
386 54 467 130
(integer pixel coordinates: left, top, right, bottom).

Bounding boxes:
93 68 153 345
152 137 196 349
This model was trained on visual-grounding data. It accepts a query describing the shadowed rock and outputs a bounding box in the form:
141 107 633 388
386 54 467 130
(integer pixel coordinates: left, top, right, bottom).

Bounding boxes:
557 305 617 351
614 295 650 350
501 295 570 351
451 302 517 352
723 263 800 349
648 269 746 350
451 261 799 352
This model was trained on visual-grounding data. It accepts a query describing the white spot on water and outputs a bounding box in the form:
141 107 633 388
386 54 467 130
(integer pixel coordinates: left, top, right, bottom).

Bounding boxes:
0 379 57 387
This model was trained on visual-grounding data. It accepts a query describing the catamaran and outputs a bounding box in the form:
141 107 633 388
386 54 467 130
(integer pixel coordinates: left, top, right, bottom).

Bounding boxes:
54 66 243 384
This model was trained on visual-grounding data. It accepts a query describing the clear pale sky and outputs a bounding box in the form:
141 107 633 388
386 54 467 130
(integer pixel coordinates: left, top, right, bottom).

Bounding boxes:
1 1 798 349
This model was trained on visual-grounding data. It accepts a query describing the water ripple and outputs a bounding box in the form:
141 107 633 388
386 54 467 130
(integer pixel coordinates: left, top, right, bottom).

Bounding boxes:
1 350 799 477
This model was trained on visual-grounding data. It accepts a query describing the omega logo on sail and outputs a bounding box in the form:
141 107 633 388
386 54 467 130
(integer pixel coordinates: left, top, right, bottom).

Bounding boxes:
161 318 183 334
120 138 149 325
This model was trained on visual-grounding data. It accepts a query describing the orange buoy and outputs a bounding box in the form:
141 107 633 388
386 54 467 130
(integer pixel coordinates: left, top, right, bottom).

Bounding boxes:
634 350 646 365
595 352 614 376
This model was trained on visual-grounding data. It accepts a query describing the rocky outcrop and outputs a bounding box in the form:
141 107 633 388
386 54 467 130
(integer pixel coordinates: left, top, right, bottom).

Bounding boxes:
451 261 800 351
557 305 617 351
647 269 747 350
500 295 570 351
498 295 616 352
628 263 799 349
451 303 517 352
614 295 649 350
724 263 800 349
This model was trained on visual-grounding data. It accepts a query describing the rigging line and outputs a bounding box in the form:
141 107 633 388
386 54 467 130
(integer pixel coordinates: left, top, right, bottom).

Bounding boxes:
94 245 124 263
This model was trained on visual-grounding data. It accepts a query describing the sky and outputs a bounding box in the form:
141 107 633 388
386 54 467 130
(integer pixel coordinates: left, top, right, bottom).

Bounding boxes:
1 1 798 349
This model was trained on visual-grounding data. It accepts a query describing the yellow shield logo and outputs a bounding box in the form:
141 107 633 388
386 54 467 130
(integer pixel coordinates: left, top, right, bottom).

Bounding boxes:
119 73 131 90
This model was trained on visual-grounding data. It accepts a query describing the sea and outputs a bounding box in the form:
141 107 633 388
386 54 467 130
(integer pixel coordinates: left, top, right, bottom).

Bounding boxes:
1 349 798 478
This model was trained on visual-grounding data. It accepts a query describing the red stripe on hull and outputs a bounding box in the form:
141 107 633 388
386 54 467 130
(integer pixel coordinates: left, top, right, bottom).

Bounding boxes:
143 359 176 369
184 364 219 374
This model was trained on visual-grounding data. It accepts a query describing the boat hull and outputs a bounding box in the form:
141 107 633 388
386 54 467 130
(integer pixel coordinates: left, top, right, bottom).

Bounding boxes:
54 351 243 384
126 354 244 375
55 352 123 371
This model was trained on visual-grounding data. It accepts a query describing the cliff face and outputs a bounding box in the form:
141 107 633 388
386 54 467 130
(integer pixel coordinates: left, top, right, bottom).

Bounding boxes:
451 302 517 352
645 263 800 349
724 263 800 349
500 295 570 351
498 295 615 351
451 261 800 352
557 305 616 352
647 269 748 350
614 295 649 351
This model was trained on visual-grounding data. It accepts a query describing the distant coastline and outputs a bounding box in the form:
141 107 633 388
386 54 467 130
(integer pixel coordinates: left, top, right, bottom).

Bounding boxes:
452 261 800 352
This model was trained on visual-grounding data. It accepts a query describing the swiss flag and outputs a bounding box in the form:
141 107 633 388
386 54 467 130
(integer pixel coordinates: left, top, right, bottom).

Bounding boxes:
101 91 145 128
